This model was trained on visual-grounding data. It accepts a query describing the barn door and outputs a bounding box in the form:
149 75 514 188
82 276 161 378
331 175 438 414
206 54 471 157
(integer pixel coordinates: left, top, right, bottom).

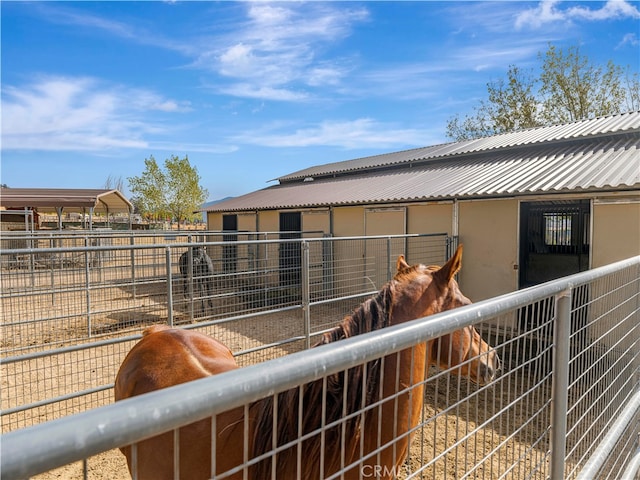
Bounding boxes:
365 208 406 287
279 212 302 300
222 214 237 273
519 200 590 288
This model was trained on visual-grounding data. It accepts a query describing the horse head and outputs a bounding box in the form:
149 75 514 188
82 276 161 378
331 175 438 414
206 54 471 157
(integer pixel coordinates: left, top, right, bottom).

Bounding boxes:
390 245 500 385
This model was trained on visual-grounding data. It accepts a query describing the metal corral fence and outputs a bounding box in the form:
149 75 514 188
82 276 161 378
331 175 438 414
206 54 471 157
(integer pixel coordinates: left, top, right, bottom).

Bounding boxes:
1 231 453 433
1 250 639 479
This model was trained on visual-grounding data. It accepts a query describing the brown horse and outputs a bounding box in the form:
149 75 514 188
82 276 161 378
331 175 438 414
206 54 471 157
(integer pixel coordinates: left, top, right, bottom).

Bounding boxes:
115 245 500 479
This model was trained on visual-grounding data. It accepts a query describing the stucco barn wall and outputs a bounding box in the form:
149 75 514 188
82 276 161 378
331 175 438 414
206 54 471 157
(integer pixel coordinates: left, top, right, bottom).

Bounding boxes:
458 199 519 302
258 210 279 233
330 207 366 296
407 203 453 235
332 206 365 237
592 200 640 268
236 213 258 232
207 212 222 231
302 210 330 235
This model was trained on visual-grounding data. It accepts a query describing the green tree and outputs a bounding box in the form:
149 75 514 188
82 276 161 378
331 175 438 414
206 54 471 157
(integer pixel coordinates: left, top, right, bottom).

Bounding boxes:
128 155 208 228
447 44 636 141
539 45 626 124
447 65 542 141
164 155 208 226
128 156 166 222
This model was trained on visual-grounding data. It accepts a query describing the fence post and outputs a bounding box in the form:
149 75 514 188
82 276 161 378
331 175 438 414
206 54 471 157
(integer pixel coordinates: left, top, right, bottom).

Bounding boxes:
49 236 55 305
550 288 572 480
387 236 392 282
302 240 311 350
166 246 174 327
84 236 92 338
187 246 194 322
130 234 136 299
28 231 35 288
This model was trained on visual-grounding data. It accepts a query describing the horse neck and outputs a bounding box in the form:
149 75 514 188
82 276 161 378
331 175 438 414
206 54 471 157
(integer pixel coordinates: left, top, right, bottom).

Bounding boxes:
250 285 395 477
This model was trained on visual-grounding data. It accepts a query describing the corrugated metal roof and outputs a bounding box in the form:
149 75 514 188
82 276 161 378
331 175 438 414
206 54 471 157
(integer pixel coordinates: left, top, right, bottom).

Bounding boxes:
207 134 639 212
277 111 640 182
0 188 133 213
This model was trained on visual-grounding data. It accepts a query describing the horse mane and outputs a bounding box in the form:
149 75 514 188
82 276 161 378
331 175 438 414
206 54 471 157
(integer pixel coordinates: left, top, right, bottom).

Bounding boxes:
250 283 394 477
316 282 393 344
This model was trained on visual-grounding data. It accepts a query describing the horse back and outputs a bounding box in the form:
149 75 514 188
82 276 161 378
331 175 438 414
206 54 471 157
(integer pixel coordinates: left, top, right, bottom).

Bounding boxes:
115 325 237 399
114 326 243 480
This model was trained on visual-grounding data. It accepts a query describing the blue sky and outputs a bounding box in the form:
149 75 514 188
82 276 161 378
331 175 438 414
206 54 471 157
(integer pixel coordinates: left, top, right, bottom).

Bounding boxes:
2 1 639 202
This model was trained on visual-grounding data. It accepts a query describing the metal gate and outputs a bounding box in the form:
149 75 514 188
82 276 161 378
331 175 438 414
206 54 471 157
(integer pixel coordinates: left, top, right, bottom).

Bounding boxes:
279 212 302 303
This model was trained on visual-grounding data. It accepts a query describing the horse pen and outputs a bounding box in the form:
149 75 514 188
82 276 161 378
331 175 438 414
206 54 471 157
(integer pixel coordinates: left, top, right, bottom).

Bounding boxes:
1 230 639 479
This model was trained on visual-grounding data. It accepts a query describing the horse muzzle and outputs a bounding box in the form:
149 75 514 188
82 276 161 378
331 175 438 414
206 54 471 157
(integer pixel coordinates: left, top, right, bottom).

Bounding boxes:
477 349 501 385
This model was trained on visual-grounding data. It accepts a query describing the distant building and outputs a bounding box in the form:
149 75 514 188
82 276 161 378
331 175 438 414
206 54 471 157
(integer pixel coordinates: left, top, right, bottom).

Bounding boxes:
0 188 133 230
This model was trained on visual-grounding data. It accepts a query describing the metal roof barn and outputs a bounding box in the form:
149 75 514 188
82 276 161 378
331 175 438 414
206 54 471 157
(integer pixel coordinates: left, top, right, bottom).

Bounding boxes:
205 112 640 303
206 111 640 213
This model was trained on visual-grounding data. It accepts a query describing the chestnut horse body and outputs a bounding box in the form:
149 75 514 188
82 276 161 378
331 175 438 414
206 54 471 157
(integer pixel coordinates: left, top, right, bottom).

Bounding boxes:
115 246 499 479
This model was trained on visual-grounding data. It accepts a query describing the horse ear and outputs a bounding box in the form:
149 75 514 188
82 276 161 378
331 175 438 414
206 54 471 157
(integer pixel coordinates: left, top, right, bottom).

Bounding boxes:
396 255 410 273
435 245 463 284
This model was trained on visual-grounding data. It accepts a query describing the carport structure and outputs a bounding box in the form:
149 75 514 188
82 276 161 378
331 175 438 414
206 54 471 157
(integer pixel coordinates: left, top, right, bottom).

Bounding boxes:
0 188 133 230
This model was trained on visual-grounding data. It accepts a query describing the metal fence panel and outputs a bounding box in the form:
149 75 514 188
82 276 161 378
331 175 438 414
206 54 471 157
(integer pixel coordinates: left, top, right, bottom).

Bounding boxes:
0 253 638 479
1 232 451 433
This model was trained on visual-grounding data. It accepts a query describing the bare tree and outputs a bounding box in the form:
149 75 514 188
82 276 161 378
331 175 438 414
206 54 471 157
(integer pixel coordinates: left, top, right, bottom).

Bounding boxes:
104 174 125 192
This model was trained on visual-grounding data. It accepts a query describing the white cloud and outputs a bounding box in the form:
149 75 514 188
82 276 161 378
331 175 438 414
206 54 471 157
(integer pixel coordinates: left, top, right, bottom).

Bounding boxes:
197 3 369 101
344 38 543 101
617 32 640 49
130 91 192 113
219 83 309 102
219 43 257 78
516 0 640 29
515 0 565 29
566 0 640 21
233 118 437 150
32 3 193 55
1 76 189 152
307 66 344 87
151 141 238 155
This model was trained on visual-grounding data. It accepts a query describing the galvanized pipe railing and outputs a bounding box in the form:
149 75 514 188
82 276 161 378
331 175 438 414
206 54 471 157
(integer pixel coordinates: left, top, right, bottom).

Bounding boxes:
550 289 572 480
576 389 640 480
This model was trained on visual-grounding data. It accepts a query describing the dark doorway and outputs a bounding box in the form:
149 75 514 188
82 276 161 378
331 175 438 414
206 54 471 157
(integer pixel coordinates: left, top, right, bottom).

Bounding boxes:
519 200 590 288
518 200 592 354
279 212 302 301
222 214 237 273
